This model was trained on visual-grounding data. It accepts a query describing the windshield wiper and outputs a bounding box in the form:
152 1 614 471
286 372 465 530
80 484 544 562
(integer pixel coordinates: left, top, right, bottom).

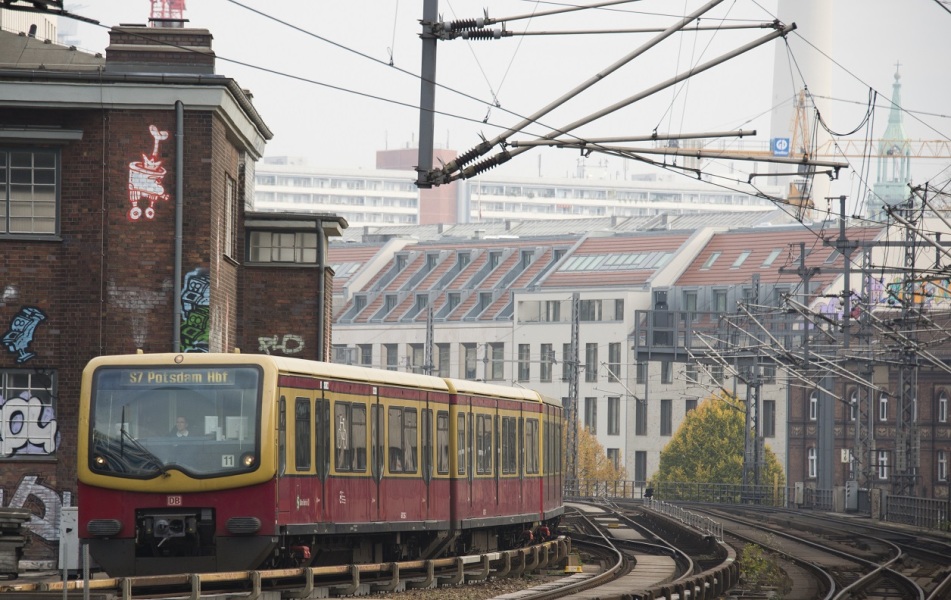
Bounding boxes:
120 422 171 478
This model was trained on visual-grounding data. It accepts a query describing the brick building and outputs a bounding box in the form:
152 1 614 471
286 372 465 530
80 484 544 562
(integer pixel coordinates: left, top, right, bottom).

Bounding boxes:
0 25 344 566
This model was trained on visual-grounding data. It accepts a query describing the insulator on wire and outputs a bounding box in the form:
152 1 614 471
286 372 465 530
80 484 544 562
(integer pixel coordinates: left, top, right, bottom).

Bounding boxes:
448 18 486 31
464 151 512 179
451 141 491 170
462 29 502 40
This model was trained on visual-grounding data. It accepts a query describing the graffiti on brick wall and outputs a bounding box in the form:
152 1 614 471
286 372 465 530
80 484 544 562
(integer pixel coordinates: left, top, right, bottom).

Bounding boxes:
2 306 47 364
812 273 951 321
258 334 305 355
0 476 70 541
128 125 170 221
181 268 210 352
0 393 59 457
108 279 173 348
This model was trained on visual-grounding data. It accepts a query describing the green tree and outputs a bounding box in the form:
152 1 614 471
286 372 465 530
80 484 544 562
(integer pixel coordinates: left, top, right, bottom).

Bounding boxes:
653 392 785 486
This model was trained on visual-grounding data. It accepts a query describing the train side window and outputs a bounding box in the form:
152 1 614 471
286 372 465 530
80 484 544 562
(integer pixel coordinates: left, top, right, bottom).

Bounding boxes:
295 397 311 471
436 411 449 474
404 408 417 473
525 418 539 474
476 414 493 475
456 413 466 475
352 404 367 471
501 416 517 474
388 407 404 472
335 403 351 471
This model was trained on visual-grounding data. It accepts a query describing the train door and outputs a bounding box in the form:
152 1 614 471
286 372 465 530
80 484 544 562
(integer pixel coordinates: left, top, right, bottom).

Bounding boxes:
314 392 330 521
421 403 433 522
331 394 371 523
493 411 500 508
276 396 292 520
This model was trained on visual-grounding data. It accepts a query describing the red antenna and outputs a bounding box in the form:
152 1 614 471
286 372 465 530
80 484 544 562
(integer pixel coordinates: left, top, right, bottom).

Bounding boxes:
150 0 186 21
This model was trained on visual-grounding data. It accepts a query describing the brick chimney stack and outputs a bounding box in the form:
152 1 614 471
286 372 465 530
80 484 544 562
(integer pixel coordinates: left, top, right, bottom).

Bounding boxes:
105 25 215 74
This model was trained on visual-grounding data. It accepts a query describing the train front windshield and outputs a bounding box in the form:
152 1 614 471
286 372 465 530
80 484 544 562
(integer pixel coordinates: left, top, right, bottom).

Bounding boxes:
89 365 262 478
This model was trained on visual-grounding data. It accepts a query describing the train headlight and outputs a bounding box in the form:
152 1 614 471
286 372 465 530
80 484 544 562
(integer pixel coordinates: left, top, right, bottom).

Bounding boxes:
93 455 107 467
241 453 255 467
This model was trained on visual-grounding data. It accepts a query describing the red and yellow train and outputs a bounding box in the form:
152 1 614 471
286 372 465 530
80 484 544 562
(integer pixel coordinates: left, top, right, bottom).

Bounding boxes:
77 353 564 576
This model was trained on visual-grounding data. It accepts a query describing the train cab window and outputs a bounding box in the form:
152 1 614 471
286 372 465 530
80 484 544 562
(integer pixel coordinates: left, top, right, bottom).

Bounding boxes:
436 411 450 474
476 414 493 474
456 414 466 475
388 406 418 473
525 418 539 474
295 397 311 471
335 402 367 472
501 416 517 474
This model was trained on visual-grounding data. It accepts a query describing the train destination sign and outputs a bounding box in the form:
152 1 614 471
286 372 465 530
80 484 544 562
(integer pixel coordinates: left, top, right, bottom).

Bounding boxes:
123 368 236 385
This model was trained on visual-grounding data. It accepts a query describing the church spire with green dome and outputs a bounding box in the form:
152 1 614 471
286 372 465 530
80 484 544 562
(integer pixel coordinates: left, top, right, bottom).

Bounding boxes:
868 63 912 221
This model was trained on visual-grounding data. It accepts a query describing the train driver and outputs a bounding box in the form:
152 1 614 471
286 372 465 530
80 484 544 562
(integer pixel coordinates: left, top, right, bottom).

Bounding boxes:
170 416 189 437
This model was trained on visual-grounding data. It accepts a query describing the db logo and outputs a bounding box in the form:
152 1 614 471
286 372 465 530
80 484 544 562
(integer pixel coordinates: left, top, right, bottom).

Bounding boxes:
167 495 182 506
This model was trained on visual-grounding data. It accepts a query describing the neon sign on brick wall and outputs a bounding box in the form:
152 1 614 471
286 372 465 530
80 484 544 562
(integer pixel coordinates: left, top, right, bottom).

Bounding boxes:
127 125 171 221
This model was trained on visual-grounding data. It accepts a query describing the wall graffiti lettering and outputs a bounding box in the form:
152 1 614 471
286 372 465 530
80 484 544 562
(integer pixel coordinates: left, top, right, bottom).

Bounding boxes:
128 125 170 221
0 393 59 457
181 268 210 352
0 476 70 541
2 306 47 364
258 335 305 355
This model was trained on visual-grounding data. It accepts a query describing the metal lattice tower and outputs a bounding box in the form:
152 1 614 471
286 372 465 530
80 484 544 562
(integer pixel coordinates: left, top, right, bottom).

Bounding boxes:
564 293 580 489
895 200 921 496
741 275 763 488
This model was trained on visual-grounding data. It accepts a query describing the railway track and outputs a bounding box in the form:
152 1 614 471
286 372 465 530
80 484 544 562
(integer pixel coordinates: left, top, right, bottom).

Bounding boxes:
694 504 944 599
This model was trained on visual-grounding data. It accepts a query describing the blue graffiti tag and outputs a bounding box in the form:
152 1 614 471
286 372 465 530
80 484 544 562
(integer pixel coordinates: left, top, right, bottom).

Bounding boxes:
2 306 47 364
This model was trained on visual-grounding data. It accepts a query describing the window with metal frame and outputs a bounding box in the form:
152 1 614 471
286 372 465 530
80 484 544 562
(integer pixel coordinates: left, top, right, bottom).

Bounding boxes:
607 396 620 435
0 370 57 459
0 149 58 235
660 399 672 436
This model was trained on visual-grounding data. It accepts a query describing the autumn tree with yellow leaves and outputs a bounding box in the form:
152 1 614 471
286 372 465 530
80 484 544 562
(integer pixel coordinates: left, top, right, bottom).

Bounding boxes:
653 392 784 486
570 422 628 482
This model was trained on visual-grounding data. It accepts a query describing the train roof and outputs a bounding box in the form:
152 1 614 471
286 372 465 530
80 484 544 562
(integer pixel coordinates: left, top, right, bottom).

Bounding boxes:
84 354 560 405
443 377 543 403
84 352 452 393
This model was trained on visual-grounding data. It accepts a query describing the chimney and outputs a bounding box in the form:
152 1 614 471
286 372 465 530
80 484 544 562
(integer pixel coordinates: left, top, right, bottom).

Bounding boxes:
105 25 215 74
28 24 37 38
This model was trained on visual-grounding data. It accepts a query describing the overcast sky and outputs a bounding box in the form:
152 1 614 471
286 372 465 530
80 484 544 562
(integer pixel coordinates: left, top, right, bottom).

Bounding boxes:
60 1 951 216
